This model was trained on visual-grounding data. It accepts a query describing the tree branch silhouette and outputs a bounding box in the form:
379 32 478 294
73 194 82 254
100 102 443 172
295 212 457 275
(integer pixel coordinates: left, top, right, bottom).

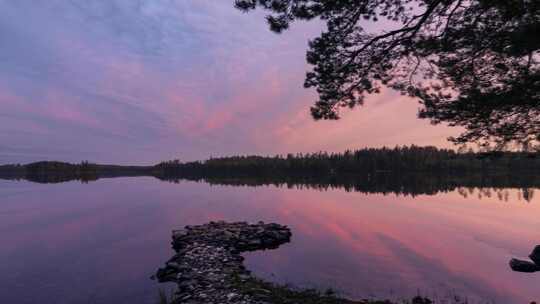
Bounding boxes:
234 0 540 148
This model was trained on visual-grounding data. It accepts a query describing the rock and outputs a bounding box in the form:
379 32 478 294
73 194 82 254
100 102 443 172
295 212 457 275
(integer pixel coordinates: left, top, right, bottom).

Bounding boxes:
248 239 262 246
156 221 291 303
227 292 239 301
238 274 250 281
166 262 181 270
509 258 540 273
529 245 540 265
179 294 192 301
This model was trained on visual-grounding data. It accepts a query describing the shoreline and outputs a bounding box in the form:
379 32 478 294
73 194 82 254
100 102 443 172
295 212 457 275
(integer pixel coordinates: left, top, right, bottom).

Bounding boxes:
154 221 434 304
154 221 292 303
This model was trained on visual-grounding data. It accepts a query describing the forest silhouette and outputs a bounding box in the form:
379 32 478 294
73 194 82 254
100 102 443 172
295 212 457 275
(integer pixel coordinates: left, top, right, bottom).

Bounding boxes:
1 146 538 199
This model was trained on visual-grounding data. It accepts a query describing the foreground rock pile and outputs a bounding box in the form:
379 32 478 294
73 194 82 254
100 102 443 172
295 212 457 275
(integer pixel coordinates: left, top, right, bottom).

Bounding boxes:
155 221 292 304
510 245 540 273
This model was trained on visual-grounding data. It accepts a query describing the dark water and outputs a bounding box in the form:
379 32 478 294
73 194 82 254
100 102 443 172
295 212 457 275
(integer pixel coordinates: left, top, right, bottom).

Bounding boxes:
1 177 539 304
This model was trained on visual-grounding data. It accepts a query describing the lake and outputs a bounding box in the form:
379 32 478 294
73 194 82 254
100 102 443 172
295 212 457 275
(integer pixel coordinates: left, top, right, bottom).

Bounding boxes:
1 177 539 303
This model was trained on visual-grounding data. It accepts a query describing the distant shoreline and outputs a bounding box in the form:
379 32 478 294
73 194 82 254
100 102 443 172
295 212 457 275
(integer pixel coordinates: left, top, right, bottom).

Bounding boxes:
1 147 539 197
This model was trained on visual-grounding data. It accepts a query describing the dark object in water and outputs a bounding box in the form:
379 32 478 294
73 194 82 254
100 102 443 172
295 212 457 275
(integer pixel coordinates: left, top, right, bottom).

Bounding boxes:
509 258 540 273
529 245 540 265
510 244 540 273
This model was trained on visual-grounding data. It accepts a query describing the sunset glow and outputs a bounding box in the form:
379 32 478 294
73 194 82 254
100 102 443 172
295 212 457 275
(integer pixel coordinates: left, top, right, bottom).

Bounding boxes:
0 1 458 164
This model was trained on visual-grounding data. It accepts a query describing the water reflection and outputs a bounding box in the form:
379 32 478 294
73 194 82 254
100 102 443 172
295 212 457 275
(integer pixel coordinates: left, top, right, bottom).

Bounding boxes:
456 187 536 203
2 172 539 202
0 177 539 304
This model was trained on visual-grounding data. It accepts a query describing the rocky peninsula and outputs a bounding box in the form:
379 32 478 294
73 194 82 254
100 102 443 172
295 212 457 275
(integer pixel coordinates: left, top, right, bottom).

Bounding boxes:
155 221 292 303
154 221 433 304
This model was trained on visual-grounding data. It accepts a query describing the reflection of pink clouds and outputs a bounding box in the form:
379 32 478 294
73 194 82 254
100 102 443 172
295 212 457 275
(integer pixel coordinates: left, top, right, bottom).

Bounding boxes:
258 188 540 302
3 178 540 303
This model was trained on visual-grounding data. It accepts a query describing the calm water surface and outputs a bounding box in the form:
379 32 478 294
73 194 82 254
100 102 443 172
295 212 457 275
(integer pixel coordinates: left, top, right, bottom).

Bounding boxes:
1 177 539 303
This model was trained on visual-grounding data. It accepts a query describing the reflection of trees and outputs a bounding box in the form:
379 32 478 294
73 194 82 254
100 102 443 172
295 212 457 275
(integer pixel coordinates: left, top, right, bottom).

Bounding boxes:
2 167 538 202
521 188 535 203
456 187 535 203
152 147 540 200
0 153 538 202
0 161 153 184
159 173 539 202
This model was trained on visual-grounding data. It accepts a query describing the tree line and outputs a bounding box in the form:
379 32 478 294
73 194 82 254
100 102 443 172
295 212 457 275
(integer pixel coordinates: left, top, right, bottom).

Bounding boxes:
155 146 540 178
1 147 539 197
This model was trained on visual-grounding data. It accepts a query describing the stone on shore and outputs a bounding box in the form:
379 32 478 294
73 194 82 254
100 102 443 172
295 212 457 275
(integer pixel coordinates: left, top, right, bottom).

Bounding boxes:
509 258 540 273
529 245 540 265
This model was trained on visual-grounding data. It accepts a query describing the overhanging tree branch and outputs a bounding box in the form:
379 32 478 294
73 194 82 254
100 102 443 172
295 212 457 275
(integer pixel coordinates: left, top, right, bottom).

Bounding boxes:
235 0 540 148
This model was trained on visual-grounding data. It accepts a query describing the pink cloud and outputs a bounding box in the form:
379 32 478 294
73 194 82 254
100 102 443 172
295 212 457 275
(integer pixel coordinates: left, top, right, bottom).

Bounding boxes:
0 0 468 163
263 89 462 154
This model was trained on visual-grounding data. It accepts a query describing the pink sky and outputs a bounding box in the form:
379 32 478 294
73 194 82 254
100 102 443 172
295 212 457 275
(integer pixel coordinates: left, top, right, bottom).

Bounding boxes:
0 1 460 164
